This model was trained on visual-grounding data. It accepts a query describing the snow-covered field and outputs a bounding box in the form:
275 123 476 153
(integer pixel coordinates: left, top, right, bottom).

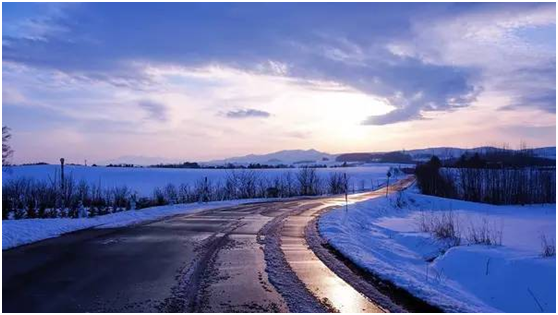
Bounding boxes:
2 164 400 196
2 164 403 249
2 198 270 250
319 190 556 312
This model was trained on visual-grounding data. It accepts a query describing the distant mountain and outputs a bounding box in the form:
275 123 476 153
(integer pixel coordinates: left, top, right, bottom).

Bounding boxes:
336 152 414 164
531 146 556 159
100 146 555 167
205 149 336 166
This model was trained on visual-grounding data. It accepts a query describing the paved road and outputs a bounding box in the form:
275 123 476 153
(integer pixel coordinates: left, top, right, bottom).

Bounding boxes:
3 177 415 313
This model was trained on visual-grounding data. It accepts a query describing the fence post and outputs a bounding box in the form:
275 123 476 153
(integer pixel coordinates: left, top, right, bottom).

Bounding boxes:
344 173 348 210
60 158 65 190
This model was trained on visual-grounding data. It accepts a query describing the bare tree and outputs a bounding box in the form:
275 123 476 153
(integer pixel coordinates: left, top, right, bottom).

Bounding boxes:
327 172 349 195
3 126 14 166
297 167 321 196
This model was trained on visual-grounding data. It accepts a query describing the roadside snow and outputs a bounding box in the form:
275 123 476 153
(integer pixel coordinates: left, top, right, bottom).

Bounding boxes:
319 192 556 312
2 199 267 250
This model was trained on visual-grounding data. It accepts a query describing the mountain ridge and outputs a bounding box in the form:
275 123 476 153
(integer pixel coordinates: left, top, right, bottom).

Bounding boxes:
100 146 555 166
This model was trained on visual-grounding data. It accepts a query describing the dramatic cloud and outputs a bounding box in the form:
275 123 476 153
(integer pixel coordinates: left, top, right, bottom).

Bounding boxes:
2 3 483 122
2 3 555 162
225 109 271 119
382 3 556 117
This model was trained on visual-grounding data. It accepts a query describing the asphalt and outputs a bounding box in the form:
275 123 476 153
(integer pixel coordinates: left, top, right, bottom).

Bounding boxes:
2 177 415 313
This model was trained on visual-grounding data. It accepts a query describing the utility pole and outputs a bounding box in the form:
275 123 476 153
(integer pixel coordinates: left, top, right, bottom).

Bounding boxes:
343 173 349 224
386 170 392 197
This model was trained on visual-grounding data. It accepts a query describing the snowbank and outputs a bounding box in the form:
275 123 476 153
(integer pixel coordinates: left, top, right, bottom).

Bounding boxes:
319 192 556 312
2 199 266 250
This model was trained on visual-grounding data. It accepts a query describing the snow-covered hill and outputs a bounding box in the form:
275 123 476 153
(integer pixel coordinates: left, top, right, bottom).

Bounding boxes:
532 146 556 159
205 149 337 165
96 146 556 166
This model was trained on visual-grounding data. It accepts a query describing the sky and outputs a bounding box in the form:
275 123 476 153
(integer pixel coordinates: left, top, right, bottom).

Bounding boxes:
2 2 556 164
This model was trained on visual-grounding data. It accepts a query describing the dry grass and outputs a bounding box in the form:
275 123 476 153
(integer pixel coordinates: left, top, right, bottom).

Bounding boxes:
466 218 503 246
418 211 507 248
418 210 461 246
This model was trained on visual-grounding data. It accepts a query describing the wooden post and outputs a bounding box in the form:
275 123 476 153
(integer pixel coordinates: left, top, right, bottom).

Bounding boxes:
60 158 65 189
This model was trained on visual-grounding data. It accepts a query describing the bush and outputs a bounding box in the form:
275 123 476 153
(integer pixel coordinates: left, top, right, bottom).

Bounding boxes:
163 184 178 205
540 234 556 257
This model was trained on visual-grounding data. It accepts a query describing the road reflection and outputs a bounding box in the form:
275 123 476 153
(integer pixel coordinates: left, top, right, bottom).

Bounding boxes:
280 177 416 313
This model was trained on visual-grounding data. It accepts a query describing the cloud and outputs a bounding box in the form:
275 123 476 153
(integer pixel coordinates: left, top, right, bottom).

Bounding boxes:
384 3 556 116
285 130 312 139
495 64 556 113
225 108 271 119
1 3 555 163
2 87 26 104
138 100 168 121
2 3 73 41
1 3 495 126
362 108 422 125
502 91 556 113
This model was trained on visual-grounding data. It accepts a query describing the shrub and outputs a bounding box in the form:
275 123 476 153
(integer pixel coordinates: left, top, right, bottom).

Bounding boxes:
540 234 556 257
153 187 167 206
163 184 178 205
297 167 321 196
327 172 348 195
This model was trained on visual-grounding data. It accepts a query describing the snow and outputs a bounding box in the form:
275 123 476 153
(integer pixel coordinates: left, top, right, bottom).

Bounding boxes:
319 191 556 312
2 199 267 250
2 164 397 196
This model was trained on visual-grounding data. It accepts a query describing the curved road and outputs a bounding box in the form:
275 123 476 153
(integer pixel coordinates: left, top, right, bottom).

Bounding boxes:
2 177 417 313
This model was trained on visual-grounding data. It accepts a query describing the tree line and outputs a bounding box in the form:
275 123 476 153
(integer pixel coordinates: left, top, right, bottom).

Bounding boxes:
415 155 556 205
2 168 360 220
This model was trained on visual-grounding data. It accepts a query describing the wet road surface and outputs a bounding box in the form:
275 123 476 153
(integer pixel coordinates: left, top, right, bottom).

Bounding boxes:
3 177 414 312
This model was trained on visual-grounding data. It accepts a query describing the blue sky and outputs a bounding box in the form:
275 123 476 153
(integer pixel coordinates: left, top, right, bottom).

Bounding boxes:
2 3 556 163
